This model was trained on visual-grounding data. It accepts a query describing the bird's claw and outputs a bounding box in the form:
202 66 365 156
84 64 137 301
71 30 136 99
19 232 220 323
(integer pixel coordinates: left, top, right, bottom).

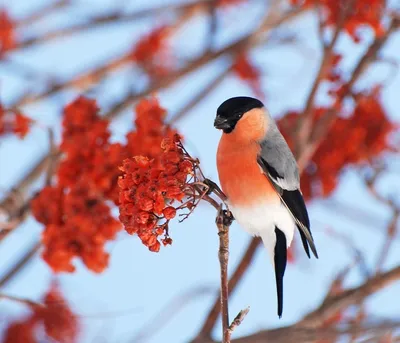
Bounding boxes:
221 209 234 226
203 178 221 195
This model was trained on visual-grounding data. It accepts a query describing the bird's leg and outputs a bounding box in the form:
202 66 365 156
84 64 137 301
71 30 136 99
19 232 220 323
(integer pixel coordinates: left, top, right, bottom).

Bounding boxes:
203 178 227 201
221 209 234 227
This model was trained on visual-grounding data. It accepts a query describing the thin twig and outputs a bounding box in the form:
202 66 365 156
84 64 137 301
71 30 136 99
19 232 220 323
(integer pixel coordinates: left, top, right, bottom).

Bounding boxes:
228 307 250 335
45 128 57 186
0 293 43 308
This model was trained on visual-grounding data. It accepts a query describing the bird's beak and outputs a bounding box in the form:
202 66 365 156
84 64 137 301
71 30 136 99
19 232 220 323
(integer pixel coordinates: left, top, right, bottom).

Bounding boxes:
214 115 231 130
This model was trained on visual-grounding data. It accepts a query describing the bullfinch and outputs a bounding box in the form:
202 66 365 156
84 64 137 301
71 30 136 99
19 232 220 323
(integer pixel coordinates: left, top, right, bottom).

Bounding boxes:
214 96 318 317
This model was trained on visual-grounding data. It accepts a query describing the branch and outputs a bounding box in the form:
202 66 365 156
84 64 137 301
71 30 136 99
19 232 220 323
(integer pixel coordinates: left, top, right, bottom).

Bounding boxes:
195 265 400 343
169 66 231 125
0 241 40 289
131 286 216 343
11 54 131 108
299 265 400 327
17 0 70 27
216 207 234 342
228 307 250 336
195 238 261 340
16 1 212 50
228 322 400 343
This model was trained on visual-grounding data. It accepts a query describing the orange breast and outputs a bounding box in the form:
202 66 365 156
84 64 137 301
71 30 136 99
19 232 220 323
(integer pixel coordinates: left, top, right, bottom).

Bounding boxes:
217 135 278 207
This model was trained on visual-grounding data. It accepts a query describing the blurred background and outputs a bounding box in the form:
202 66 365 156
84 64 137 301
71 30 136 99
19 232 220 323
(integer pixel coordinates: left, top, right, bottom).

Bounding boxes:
0 0 399 342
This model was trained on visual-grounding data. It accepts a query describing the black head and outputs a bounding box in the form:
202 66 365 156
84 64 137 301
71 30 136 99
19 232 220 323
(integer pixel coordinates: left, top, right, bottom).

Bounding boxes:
214 96 264 133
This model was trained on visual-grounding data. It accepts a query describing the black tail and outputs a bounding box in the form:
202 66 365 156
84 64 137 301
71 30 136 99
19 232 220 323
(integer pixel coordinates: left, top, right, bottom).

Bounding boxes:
274 227 287 318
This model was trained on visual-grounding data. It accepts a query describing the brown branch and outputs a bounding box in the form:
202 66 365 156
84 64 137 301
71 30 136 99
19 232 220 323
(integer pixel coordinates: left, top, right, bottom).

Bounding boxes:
131 286 216 343
169 67 231 125
195 265 400 343
12 54 131 108
17 0 70 27
195 238 261 341
375 211 399 273
0 241 40 289
299 264 400 327
228 307 250 336
228 322 400 343
45 128 57 186
0 293 43 308
215 207 236 343
196 321 400 343
16 0 212 50
322 199 399 238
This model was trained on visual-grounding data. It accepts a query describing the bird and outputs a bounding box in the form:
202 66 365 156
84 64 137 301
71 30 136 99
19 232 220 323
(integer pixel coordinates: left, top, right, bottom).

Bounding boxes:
214 96 318 317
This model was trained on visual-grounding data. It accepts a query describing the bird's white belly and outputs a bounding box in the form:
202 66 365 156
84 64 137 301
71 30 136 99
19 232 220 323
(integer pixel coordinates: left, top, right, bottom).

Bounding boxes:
229 201 296 261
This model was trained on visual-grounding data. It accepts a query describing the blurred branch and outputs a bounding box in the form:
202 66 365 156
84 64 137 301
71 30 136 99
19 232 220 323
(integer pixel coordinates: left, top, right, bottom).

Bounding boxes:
296 0 355 153
323 227 371 278
299 264 400 327
227 321 400 343
0 293 43 308
365 166 396 208
12 54 131 108
0 241 40 289
169 66 231 124
375 211 399 273
131 286 216 343
45 128 57 186
17 0 70 27
194 265 400 342
322 199 395 236
206 0 218 52
16 1 212 50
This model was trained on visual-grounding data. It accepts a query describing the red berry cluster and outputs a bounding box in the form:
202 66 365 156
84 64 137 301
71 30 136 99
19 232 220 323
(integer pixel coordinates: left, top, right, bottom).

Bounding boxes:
3 283 79 343
279 91 397 200
291 0 385 42
0 10 15 56
0 103 33 138
118 135 195 252
32 95 191 272
32 96 122 273
130 26 172 77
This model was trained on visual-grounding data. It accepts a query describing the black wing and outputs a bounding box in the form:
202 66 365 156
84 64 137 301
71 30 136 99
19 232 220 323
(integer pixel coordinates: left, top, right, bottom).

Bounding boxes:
257 156 318 259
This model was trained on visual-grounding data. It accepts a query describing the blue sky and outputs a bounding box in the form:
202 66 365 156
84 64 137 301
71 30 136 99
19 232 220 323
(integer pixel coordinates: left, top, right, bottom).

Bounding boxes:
0 1 399 342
